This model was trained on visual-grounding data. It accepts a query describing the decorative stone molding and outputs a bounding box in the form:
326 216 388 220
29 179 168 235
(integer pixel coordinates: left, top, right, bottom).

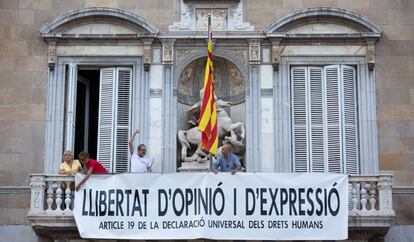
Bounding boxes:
366 39 376 71
265 7 382 38
248 40 261 65
169 0 253 31
40 7 159 38
47 40 57 71
196 8 228 31
378 174 394 213
142 38 154 71
29 175 46 212
161 40 175 65
270 38 283 71
176 48 199 66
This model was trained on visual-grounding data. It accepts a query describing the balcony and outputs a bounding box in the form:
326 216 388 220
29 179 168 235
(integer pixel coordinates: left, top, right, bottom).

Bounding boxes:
27 174 395 241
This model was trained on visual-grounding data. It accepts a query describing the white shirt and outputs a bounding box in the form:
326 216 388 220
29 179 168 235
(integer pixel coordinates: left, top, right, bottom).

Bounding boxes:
130 153 152 173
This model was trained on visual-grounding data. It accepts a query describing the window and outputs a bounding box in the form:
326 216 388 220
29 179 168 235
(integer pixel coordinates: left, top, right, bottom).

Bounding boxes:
291 65 358 174
69 67 132 173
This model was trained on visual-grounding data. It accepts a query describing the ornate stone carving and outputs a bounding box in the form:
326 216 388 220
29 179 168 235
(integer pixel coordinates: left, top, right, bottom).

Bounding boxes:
162 41 175 65
230 49 247 65
271 39 284 71
47 40 56 71
230 2 254 31
143 39 153 71
378 174 394 212
178 93 245 164
366 39 375 71
228 62 244 95
248 40 261 65
178 62 196 95
196 8 227 31
176 49 198 66
169 0 253 31
169 2 193 31
177 57 245 105
30 175 46 211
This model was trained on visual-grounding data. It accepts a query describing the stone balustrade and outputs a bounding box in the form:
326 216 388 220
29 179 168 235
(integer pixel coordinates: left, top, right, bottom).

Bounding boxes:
27 173 395 239
348 174 394 217
28 174 394 216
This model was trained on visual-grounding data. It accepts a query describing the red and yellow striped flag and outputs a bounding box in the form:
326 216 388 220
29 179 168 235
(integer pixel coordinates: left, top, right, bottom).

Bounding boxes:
198 16 218 154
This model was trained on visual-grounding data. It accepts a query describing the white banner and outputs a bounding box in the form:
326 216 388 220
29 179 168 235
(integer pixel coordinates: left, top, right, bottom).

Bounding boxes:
74 173 348 240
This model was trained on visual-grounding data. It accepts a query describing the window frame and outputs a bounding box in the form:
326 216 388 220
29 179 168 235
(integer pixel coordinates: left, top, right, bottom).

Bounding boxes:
44 56 144 173
275 56 378 175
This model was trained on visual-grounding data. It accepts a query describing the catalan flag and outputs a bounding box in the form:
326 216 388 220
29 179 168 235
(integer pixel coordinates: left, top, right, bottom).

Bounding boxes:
198 16 218 154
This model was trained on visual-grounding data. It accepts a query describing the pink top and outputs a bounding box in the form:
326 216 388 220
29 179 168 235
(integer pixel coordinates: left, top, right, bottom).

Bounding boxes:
85 159 108 174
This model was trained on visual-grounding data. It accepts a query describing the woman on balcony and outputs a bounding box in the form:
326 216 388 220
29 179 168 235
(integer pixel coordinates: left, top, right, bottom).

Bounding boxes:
75 151 108 191
58 150 83 175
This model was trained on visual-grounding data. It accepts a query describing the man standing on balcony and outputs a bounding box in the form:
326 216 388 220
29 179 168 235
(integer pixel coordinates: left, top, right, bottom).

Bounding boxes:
212 144 241 175
75 151 108 191
129 129 153 173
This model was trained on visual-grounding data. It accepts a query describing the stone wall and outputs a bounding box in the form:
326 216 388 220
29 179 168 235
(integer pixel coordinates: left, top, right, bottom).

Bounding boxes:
0 0 414 237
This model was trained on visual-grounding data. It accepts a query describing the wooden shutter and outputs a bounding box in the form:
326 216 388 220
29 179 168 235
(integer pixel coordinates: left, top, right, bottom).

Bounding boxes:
114 68 132 173
97 68 116 172
341 65 359 174
97 67 132 173
291 67 309 172
309 67 325 172
291 65 359 174
324 65 342 173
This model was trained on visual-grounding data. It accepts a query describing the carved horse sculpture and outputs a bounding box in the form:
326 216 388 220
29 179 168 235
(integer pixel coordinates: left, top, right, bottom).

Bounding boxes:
178 104 245 162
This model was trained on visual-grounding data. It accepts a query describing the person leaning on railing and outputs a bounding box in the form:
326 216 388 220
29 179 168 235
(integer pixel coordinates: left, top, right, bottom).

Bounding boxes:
75 151 108 191
212 144 241 175
58 150 83 175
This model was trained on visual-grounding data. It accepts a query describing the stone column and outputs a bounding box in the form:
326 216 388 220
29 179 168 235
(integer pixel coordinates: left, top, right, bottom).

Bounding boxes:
140 38 154 143
161 39 177 173
271 38 290 172
359 38 379 174
44 59 66 173
259 45 275 171
246 39 261 172
148 46 164 172
64 63 77 152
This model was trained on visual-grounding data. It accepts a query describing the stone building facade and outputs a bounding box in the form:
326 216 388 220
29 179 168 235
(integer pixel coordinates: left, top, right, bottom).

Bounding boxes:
0 0 413 241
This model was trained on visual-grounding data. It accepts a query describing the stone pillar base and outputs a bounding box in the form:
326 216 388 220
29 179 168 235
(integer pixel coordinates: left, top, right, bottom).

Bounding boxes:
178 161 211 172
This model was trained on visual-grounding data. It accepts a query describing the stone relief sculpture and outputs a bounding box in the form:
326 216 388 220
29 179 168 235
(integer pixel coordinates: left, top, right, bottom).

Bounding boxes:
169 0 253 31
169 2 192 31
178 91 245 163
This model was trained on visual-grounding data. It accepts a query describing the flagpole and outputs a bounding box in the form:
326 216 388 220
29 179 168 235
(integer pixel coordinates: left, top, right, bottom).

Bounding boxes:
207 14 213 172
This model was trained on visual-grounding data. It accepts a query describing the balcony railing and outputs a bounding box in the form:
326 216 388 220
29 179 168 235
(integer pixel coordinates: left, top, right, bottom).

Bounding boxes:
27 174 395 239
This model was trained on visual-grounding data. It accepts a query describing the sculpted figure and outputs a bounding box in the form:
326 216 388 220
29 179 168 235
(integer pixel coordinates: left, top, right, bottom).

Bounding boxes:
178 90 245 163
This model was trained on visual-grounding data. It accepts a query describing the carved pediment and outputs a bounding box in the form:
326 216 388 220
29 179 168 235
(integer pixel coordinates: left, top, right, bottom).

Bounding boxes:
40 7 159 39
265 8 382 39
60 17 146 35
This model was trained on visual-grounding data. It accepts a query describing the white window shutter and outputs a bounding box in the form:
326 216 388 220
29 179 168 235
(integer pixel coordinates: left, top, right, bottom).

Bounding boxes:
114 68 132 173
324 65 342 173
308 67 325 172
291 67 309 172
341 65 359 174
97 68 116 172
